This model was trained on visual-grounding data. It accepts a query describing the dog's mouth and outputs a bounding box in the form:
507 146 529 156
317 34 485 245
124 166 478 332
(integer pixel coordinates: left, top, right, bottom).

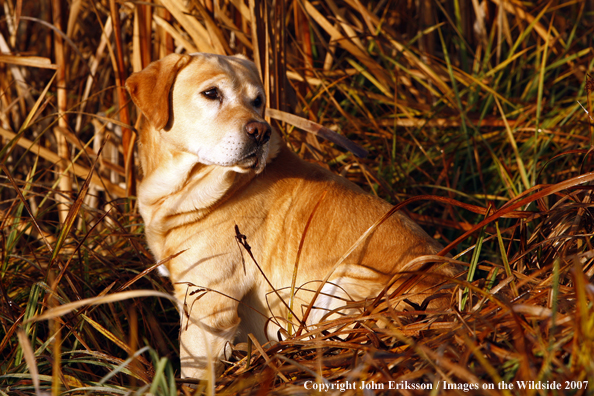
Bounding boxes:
239 151 259 168
235 146 267 172
248 154 260 169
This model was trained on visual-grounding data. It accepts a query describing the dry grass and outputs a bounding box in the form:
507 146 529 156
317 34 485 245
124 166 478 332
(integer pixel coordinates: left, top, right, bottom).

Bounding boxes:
1 0 594 395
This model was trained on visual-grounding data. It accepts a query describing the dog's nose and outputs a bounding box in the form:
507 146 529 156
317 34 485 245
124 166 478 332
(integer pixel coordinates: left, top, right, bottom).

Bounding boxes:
245 121 271 144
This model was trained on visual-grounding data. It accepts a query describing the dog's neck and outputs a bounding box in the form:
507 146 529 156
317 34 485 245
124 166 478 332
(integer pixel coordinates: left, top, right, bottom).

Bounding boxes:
136 119 281 257
137 118 253 209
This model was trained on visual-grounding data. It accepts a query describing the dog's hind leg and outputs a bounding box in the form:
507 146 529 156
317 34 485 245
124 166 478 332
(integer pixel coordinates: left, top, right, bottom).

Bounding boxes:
306 278 376 329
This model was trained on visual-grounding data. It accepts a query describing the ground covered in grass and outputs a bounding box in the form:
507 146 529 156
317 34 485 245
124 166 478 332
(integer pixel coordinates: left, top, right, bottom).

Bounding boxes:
1 0 594 395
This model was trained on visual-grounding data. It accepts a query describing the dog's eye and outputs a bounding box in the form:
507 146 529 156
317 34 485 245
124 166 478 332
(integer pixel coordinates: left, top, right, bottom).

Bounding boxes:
202 88 220 101
253 96 263 107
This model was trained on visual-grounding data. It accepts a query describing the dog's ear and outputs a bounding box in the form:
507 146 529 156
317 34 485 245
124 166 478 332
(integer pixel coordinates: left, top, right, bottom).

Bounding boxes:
126 54 191 130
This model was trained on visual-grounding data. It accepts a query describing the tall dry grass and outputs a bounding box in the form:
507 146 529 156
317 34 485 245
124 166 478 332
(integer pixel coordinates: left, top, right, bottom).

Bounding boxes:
1 0 594 395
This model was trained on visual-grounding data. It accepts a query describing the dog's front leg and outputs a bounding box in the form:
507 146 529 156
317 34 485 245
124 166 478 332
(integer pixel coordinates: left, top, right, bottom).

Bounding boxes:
178 290 241 380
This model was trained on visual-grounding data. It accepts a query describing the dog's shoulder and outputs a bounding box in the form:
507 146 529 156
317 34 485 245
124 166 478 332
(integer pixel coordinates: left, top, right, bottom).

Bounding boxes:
261 146 363 193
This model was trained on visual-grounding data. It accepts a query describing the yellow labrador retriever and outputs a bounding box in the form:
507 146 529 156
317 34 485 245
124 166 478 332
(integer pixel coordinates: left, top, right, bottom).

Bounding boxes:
126 53 454 379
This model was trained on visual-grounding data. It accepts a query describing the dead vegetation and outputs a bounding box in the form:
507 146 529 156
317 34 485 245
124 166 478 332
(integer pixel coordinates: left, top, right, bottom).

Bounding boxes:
1 0 594 395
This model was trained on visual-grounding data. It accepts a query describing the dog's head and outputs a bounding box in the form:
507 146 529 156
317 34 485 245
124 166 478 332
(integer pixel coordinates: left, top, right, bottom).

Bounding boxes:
126 53 278 174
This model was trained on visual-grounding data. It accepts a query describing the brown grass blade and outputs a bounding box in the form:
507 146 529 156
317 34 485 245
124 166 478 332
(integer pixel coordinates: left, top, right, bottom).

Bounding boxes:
492 0 560 51
153 15 198 53
195 1 229 55
267 108 368 158
51 0 72 225
17 329 42 396
25 290 176 324
301 0 392 93
247 334 289 383
0 54 57 69
0 127 126 197
441 172 594 256
109 0 134 196
159 0 216 53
